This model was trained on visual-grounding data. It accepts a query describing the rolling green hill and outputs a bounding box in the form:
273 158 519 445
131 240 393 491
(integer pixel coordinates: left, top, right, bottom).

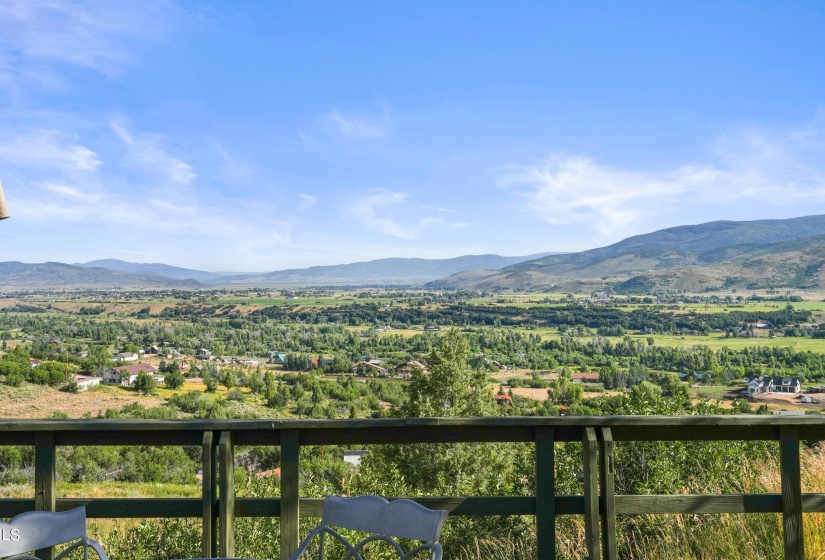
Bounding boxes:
427 215 825 292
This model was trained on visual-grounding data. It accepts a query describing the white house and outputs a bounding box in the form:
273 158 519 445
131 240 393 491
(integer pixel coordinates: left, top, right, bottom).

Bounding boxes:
746 376 802 396
103 363 158 386
73 375 101 392
113 352 139 363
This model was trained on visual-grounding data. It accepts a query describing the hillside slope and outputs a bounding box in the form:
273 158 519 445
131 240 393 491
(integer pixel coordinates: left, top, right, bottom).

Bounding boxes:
427 215 825 292
0 262 203 290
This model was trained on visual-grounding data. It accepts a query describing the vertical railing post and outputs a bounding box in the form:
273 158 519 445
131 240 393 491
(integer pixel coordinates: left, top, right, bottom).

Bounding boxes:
598 428 616 560
34 432 57 560
202 431 218 558
780 426 803 560
280 429 300 560
219 431 235 558
34 432 56 560
583 427 600 560
535 426 555 560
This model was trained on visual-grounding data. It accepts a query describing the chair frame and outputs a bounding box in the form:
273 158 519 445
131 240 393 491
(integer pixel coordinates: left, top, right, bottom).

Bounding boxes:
287 495 447 560
1 507 108 560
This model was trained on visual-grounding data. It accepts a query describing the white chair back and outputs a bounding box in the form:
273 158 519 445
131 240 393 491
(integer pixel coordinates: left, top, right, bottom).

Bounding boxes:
288 495 448 560
0 507 108 560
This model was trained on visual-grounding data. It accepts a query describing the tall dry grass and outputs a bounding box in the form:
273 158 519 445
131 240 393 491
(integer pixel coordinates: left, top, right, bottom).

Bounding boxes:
457 443 825 560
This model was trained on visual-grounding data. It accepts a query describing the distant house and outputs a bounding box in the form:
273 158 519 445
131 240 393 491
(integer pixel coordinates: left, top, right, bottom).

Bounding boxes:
395 360 428 379
571 372 600 384
267 351 286 364
755 321 773 329
495 394 514 408
113 352 139 363
343 450 368 467
240 359 259 367
196 348 212 359
73 375 101 392
424 325 440 331
354 361 390 377
103 363 158 386
746 376 802 396
148 345 161 355
75 351 89 359
29 358 41 369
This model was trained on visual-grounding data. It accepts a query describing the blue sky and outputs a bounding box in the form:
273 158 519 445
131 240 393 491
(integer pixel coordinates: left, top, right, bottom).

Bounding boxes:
1 1 824 272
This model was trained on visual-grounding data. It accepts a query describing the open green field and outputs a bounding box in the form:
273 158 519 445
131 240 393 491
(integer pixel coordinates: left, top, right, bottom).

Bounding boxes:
212 296 398 307
627 333 825 351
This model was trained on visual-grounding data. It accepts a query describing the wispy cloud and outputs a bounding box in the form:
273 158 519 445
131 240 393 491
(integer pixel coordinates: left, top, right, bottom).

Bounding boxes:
0 0 180 91
349 191 414 238
322 107 390 140
298 193 319 210
0 130 101 171
347 190 442 239
499 123 825 234
111 121 196 185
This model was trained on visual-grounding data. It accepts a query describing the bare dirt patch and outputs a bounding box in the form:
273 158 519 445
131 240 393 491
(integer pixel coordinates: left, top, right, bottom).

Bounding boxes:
0 385 166 419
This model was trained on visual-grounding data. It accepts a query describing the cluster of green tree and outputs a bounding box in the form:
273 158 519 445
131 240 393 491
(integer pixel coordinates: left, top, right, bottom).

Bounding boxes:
461 303 811 333
0 346 68 386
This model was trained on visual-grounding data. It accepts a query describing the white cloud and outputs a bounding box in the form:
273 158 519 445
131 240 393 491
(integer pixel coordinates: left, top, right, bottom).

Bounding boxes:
0 0 180 89
111 121 196 185
452 222 471 229
322 108 389 140
499 123 825 234
347 190 443 239
348 191 416 238
298 193 319 210
0 130 101 171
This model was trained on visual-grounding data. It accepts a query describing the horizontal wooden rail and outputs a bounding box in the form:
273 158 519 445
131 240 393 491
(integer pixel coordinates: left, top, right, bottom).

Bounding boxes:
1 416 824 559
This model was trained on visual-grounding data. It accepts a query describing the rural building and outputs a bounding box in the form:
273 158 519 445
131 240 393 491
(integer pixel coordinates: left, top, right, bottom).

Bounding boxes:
571 372 601 384
746 376 802 396
113 352 139 363
267 351 286 364
103 363 158 386
29 358 41 368
196 348 212 359
343 450 368 467
73 375 101 392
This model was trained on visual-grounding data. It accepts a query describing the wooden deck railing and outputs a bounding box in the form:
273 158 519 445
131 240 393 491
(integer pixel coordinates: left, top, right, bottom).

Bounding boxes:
2 416 825 560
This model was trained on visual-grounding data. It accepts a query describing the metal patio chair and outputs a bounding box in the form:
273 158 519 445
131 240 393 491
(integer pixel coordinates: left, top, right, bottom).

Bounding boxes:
0 507 108 560
287 495 448 560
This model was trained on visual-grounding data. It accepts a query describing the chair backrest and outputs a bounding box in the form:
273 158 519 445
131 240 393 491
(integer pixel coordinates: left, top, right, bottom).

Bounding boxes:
322 495 447 543
0 507 105 560
288 495 447 560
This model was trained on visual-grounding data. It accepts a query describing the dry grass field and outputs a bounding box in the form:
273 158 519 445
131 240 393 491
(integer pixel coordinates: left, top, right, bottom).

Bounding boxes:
0 384 166 418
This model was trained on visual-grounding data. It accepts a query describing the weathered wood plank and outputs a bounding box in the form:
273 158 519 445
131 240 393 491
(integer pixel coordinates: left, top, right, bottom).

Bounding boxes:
59 498 203 517
201 431 217 558
599 428 616 560
583 427 600 560
34 432 56 560
535 426 555 560
280 429 300 560
780 426 803 560
218 431 235 558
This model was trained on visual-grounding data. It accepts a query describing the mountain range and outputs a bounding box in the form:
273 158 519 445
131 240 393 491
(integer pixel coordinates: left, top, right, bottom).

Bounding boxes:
0 254 551 290
2 214 825 291
427 214 825 292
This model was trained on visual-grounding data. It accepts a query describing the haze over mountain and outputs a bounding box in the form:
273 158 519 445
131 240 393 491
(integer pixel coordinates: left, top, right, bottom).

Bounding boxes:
75 259 225 283
427 214 825 292
0 253 551 290
0 262 202 290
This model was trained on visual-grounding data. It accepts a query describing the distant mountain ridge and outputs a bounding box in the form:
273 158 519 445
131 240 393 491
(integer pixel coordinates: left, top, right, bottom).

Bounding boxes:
0 262 202 290
75 259 224 282
427 214 825 292
215 253 554 285
0 253 553 290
